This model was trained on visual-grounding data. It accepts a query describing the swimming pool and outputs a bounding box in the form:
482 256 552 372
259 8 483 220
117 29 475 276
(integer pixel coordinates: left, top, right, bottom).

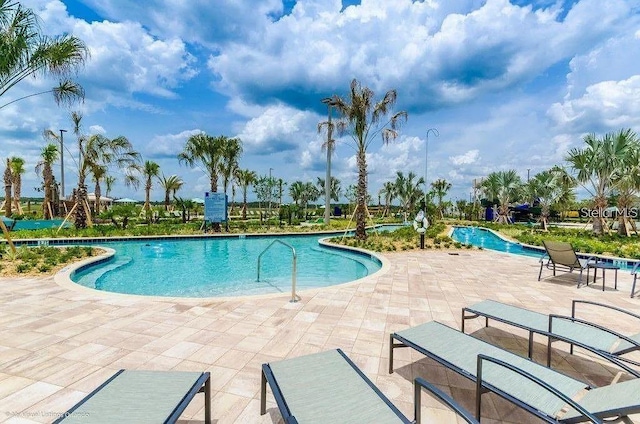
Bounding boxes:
72 234 382 297
451 226 543 258
451 226 637 270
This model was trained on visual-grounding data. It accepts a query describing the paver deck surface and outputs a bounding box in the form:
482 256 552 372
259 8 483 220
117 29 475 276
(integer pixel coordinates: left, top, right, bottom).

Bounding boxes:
1 249 639 423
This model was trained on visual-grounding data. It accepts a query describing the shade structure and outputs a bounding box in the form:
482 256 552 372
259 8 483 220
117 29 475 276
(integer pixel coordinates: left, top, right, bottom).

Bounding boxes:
87 193 113 203
113 198 138 203
191 197 205 204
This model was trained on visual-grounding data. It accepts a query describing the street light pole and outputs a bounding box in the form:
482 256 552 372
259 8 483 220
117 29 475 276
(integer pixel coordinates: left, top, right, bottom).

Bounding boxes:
59 129 67 199
424 128 439 210
268 167 273 219
321 97 334 226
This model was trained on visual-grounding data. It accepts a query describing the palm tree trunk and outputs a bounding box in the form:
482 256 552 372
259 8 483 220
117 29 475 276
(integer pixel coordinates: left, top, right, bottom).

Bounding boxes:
355 150 367 240
592 196 607 235
4 159 12 217
43 164 53 220
242 187 248 220
164 190 170 211
74 185 88 229
13 176 22 213
95 181 102 215
210 175 221 232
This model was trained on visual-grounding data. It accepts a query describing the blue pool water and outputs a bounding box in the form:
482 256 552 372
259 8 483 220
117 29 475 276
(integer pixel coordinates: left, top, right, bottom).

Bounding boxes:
1 217 71 230
451 226 543 258
72 234 381 297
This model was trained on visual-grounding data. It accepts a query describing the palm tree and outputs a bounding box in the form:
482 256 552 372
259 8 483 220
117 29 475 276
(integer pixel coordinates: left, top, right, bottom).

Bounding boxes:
394 172 424 221
90 165 107 215
35 143 59 219
105 175 116 198
235 169 256 219
480 170 523 224
0 1 88 108
318 112 336 224
379 181 396 218
431 178 452 219
610 130 640 235
316 177 341 202
526 170 560 231
219 137 243 201
9 156 25 213
330 79 408 239
159 174 184 211
566 130 634 235
142 160 160 219
3 158 12 216
74 113 141 228
178 132 226 231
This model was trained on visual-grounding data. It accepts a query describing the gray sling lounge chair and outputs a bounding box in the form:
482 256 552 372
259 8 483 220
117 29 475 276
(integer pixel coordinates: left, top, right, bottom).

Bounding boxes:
462 299 640 371
390 321 640 423
54 370 211 423
260 348 479 424
538 240 595 286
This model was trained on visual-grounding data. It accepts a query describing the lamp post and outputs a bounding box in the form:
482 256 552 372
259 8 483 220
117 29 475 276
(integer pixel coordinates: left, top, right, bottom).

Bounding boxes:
424 128 439 210
59 129 67 199
321 97 335 226
268 167 273 219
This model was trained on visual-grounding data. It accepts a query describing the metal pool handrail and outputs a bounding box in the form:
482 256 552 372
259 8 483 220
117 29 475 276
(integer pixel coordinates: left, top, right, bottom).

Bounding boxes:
257 239 299 303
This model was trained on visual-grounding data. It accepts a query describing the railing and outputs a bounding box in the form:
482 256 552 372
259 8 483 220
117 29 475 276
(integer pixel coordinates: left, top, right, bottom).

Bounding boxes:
257 239 299 303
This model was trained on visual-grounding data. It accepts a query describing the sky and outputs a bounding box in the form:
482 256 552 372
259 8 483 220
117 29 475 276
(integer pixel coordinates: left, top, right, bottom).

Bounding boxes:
2 0 640 204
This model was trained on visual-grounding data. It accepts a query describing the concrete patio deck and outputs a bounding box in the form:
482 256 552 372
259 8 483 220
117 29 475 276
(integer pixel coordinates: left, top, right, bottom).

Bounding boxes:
1 249 639 423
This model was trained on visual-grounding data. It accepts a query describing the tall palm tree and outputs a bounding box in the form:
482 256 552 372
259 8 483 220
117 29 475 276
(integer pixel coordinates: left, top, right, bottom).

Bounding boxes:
9 156 25 213
318 113 336 224
566 130 633 235
330 79 408 240
380 181 396 217
0 0 88 108
3 158 12 216
394 171 424 221
219 137 243 200
178 132 226 231
549 165 576 220
480 170 523 224
431 178 452 219
74 115 141 229
235 169 256 219
159 174 184 211
610 130 640 235
526 170 560 231
142 160 160 218
35 143 59 219
90 165 107 214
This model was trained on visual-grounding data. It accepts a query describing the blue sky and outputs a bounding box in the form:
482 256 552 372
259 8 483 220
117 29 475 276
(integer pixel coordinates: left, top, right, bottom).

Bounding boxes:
2 0 640 204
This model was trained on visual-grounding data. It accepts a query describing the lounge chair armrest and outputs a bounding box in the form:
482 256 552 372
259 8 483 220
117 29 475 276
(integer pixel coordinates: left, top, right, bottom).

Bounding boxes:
538 253 549 264
631 261 640 275
476 354 602 424
414 378 478 424
571 300 640 322
547 314 640 377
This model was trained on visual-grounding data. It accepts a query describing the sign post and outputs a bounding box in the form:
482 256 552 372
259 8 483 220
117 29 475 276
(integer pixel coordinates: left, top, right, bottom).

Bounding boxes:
204 192 227 232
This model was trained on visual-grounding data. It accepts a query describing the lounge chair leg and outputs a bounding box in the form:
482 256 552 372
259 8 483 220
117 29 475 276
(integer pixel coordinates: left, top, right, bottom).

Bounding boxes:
414 380 422 424
632 275 638 298
260 369 267 415
527 332 533 359
389 334 395 374
546 338 552 367
538 262 543 281
204 374 211 424
476 357 483 421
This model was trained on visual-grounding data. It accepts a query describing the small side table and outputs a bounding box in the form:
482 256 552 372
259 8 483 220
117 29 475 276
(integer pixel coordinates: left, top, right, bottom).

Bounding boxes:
587 262 620 291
